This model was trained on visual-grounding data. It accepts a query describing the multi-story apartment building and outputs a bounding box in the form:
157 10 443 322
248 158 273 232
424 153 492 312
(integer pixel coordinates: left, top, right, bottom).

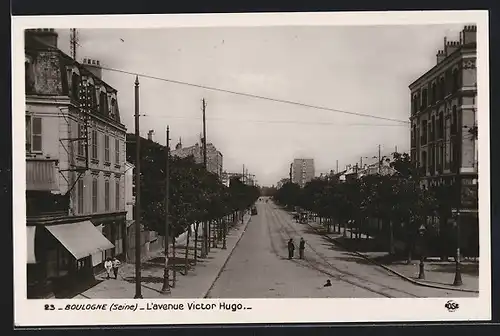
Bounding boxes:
171 139 223 177
290 158 315 187
409 25 478 234
25 29 127 298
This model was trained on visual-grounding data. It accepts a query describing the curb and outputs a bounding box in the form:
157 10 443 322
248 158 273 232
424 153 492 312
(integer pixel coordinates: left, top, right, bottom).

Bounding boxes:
304 220 479 294
202 215 252 298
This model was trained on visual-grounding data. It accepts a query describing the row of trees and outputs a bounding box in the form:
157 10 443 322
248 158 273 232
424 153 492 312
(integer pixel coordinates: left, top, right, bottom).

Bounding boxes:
126 134 259 272
274 152 478 261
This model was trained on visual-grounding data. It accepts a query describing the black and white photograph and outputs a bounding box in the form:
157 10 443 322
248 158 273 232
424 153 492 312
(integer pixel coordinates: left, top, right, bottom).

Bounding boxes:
13 11 490 326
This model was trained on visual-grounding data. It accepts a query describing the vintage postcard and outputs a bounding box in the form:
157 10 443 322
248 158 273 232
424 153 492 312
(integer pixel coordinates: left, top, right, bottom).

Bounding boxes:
12 10 490 326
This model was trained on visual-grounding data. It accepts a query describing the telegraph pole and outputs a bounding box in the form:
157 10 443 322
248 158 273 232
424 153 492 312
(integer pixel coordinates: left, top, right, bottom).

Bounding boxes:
161 126 171 294
70 28 78 60
202 98 208 257
336 160 339 174
134 75 143 299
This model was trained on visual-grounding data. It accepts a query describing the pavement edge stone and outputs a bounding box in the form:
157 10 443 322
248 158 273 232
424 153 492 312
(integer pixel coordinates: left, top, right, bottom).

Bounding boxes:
202 215 252 298
305 220 479 294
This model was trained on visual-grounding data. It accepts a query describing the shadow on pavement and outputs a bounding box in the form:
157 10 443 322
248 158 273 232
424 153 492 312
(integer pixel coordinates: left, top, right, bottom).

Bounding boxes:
431 262 479 276
56 279 104 299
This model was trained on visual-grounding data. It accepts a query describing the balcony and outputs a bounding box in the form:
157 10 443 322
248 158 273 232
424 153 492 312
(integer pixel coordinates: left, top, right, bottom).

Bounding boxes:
26 158 59 192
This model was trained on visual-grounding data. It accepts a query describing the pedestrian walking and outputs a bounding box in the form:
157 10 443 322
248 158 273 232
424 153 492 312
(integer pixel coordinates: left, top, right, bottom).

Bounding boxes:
112 257 121 279
287 239 295 259
104 258 113 279
299 237 305 259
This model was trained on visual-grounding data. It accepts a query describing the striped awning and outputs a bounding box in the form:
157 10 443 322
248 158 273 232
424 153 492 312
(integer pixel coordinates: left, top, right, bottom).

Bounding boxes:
27 226 36 264
26 159 59 191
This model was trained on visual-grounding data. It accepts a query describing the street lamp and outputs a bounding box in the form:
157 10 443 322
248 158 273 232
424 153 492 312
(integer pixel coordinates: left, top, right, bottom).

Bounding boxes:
418 223 426 280
453 211 463 286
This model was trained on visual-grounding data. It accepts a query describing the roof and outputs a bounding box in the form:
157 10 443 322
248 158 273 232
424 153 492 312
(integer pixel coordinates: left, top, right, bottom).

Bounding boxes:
25 32 124 126
409 42 476 90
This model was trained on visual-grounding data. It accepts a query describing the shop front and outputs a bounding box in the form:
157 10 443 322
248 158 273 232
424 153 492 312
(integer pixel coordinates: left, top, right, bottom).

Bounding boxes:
27 220 115 298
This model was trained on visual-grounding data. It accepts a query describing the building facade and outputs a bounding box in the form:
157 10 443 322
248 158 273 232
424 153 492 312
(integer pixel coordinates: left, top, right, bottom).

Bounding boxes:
408 25 478 252
25 29 127 298
290 158 315 187
171 139 223 177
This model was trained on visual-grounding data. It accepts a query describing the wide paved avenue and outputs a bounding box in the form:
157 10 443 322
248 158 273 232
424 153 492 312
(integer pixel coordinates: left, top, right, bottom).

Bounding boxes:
206 200 476 298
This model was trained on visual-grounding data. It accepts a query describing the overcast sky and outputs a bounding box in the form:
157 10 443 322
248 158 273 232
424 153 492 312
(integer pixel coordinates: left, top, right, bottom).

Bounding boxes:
55 24 465 186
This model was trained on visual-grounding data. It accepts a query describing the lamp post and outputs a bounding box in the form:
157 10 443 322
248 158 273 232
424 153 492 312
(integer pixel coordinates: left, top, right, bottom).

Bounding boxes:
418 223 426 280
453 211 463 286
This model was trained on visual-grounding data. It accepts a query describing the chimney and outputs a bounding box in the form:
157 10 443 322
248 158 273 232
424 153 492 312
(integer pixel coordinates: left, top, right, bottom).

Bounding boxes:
436 50 446 64
25 28 58 48
445 40 460 56
461 25 477 45
147 130 154 141
82 58 102 79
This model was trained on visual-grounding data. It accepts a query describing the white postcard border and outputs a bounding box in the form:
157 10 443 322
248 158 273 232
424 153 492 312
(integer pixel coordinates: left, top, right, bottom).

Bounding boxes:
12 10 491 326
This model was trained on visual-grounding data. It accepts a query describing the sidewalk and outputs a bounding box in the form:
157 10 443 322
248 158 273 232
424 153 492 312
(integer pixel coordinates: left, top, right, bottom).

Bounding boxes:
75 214 252 299
304 217 479 292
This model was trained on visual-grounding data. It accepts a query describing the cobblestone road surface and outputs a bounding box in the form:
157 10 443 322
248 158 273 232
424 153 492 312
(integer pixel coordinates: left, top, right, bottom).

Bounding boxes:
207 200 478 298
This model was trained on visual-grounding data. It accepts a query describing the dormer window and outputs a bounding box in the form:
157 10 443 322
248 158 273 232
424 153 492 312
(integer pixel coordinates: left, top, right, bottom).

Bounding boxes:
99 91 108 116
71 73 80 101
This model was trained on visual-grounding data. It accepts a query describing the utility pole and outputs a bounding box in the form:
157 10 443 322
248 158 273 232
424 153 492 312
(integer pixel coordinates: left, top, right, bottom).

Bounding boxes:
70 28 78 60
336 160 339 174
134 75 142 299
378 144 381 174
201 98 208 257
161 126 171 294
360 157 363 169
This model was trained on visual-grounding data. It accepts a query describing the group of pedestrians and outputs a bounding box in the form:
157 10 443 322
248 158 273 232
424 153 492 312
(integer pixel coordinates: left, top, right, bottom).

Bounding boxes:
287 237 306 259
103 257 121 279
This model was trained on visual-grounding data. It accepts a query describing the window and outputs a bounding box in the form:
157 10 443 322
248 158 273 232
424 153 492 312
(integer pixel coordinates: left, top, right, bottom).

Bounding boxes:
71 73 80 100
99 91 108 116
105 180 110 211
104 135 110 162
422 88 428 108
26 116 42 153
25 115 31 152
92 178 98 213
110 98 116 120
451 106 458 135
431 83 437 103
421 120 427 145
91 130 98 159
438 112 444 139
115 179 120 211
77 179 84 214
452 69 460 92
115 139 120 164
77 122 85 156
25 59 34 93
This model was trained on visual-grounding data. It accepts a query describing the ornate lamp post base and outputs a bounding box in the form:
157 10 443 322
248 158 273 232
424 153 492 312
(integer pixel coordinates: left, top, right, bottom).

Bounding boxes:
453 258 463 286
418 257 425 280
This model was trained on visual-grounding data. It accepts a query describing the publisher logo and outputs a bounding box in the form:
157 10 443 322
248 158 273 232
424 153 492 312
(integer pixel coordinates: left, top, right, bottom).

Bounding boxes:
445 300 459 312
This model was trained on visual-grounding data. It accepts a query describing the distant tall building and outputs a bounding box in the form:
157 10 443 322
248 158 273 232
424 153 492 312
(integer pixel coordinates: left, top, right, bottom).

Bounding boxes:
171 137 223 177
290 158 315 187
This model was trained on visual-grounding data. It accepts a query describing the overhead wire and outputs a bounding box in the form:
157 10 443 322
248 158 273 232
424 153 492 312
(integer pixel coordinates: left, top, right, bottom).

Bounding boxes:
99 65 410 125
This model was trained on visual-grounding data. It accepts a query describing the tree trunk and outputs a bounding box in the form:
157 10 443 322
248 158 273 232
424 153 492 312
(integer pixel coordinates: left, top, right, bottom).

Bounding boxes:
389 220 395 255
172 236 177 287
212 220 217 248
208 220 212 251
194 222 200 264
184 225 191 274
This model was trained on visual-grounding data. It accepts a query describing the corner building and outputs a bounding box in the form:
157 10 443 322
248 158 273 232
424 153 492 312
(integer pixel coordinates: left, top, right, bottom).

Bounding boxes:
25 29 127 298
408 25 478 256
